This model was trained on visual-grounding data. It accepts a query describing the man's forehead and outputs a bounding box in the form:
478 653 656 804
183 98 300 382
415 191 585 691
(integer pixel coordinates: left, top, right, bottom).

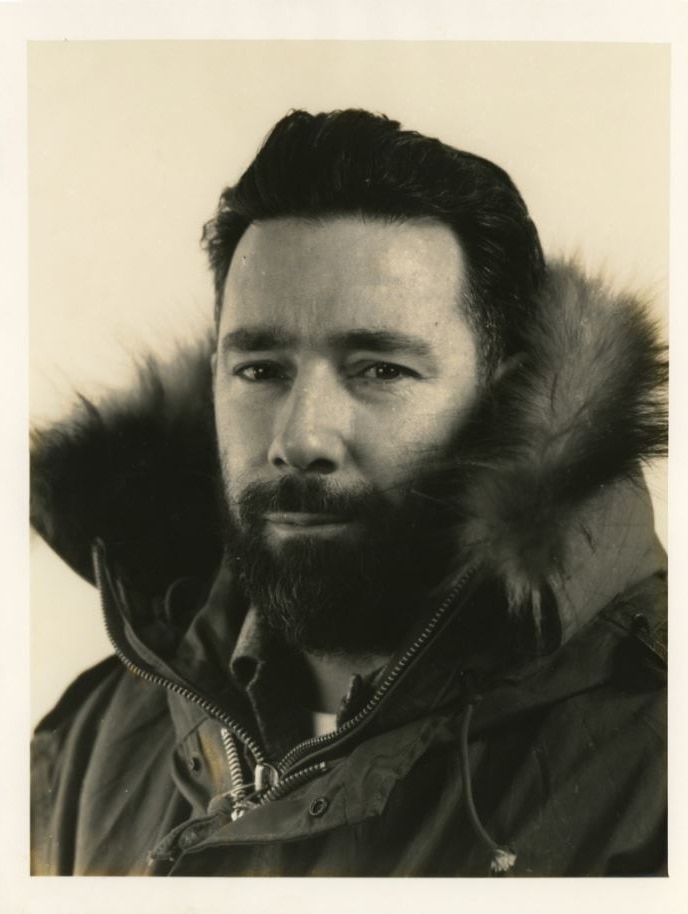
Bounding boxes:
225 215 464 281
219 215 469 339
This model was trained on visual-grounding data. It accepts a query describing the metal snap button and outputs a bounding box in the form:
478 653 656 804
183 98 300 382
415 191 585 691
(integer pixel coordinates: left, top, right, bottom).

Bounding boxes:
632 612 650 632
309 796 329 817
188 755 202 774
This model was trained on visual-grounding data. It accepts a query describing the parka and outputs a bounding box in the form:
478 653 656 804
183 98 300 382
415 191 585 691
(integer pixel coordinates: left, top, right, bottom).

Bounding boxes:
30 262 668 876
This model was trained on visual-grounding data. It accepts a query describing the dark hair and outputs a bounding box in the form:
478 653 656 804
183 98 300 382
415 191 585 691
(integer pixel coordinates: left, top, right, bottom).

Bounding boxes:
202 109 546 367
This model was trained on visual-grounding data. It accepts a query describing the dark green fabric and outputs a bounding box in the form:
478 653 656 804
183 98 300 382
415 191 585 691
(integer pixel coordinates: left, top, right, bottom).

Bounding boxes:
31 563 666 877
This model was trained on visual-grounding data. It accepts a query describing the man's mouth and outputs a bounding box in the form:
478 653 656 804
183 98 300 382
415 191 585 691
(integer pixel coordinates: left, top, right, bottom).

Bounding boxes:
263 512 358 536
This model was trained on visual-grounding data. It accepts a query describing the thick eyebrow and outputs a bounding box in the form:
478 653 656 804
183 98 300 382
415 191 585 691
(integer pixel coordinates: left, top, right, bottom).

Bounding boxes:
220 326 434 361
331 330 434 360
220 326 297 353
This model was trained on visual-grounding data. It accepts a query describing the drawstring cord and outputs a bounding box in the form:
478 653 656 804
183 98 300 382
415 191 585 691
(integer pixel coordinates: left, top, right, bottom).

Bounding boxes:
460 701 517 875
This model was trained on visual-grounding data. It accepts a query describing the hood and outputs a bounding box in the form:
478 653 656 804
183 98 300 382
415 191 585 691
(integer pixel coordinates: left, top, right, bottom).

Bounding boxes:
30 260 667 648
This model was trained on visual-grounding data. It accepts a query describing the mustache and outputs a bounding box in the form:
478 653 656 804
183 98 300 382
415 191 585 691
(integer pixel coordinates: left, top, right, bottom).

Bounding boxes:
236 476 390 523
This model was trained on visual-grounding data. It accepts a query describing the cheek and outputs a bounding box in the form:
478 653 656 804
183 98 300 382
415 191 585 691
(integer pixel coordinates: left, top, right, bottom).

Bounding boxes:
214 388 275 474
417 398 472 449
352 402 463 491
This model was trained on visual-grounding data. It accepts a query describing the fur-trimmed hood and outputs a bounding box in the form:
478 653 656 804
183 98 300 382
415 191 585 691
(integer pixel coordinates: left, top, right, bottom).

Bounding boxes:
30 260 667 647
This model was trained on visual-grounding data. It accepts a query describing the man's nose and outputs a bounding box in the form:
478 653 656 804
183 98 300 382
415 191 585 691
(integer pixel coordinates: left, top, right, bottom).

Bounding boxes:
267 375 348 474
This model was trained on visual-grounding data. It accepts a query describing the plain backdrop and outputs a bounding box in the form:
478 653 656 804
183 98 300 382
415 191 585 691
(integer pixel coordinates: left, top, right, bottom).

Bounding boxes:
29 41 669 726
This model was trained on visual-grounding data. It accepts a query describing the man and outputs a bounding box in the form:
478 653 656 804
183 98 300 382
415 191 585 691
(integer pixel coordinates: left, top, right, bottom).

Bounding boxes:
30 109 667 876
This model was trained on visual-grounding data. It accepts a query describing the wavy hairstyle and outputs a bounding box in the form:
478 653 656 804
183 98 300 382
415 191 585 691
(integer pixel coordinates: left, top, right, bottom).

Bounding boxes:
201 108 546 371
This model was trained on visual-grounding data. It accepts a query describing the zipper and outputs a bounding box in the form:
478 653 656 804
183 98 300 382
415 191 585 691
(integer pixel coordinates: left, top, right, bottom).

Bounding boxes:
92 540 269 774
220 726 248 792
214 727 258 820
259 761 329 805
94 539 476 808
259 564 477 803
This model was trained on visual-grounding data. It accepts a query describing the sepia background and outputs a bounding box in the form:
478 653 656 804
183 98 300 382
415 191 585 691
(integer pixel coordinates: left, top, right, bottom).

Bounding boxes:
29 41 669 726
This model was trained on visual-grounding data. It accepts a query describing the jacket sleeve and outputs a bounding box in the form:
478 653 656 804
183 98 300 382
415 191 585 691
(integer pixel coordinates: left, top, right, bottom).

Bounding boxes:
31 656 125 875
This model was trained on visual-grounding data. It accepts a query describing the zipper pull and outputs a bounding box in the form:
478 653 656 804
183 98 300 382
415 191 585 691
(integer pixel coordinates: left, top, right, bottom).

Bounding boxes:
217 762 280 820
254 763 279 792
220 726 278 796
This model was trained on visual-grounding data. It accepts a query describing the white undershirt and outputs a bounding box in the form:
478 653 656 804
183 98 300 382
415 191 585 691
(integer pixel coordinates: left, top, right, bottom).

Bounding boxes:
311 709 338 737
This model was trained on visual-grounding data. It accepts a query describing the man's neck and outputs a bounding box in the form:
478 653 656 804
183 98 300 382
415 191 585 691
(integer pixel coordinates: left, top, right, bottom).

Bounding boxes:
302 651 391 714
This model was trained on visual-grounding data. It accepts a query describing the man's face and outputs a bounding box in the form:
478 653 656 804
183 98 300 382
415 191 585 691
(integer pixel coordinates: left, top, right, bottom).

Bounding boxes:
214 216 481 654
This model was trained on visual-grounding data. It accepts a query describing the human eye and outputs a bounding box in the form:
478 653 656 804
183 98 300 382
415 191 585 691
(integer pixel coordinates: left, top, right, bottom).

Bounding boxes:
354 361 420 382
232 361 289 383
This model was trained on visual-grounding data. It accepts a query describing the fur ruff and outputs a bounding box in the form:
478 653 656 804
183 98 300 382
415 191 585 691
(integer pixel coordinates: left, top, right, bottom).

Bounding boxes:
30 261 667 631
442 262 666 629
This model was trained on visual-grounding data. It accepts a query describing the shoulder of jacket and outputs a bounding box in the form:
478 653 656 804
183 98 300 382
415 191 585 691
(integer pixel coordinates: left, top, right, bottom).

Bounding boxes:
32 654 126 738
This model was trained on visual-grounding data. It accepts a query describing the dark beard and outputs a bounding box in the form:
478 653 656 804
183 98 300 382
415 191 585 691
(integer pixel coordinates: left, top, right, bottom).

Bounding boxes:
220 475 451 656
